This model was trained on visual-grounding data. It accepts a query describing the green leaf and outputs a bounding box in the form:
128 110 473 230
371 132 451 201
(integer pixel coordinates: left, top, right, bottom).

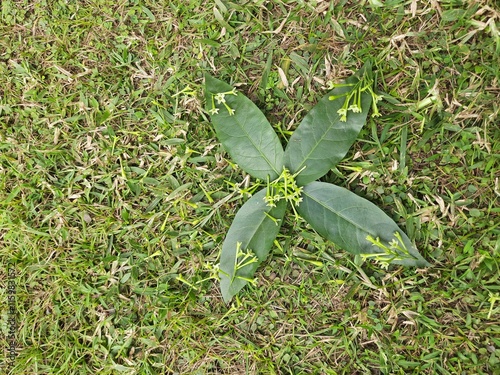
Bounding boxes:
284 62 372 186
205 73 284 180
219 188 287 302
297 182 429 267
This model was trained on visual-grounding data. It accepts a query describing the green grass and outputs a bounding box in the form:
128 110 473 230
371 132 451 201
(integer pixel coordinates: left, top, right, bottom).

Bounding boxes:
1 0 499 374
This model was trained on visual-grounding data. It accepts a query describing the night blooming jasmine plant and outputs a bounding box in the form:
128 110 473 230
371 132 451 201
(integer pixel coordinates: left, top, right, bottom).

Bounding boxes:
205 61 430 303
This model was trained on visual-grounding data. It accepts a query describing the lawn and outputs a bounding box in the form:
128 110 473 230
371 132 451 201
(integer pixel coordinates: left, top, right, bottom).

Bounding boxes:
1 0 499 374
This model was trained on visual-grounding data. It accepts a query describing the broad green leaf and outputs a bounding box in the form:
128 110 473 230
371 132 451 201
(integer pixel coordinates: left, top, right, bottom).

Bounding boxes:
205 73 284 180
297 182 429 267
219 188 287 302
284 62 373 186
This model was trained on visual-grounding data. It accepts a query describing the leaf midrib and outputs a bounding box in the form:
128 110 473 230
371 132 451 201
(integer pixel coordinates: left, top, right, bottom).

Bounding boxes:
302 187 370 235
225 196 286 279
231 106 281 177
292 102 339 176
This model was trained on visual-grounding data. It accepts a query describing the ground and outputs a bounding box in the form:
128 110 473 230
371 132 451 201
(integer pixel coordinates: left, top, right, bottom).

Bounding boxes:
0 0 499 374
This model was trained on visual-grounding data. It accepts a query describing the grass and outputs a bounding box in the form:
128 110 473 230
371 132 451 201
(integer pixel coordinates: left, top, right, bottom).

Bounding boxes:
0 0 499 374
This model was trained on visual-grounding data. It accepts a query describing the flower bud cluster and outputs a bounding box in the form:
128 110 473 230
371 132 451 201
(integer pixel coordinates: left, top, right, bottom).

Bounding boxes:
264 167 305 219
361 232 418 268
328 72 383 122
209 88 238 116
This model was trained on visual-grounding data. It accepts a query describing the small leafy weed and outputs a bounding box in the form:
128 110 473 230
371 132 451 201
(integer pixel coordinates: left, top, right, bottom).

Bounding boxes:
205 61 430 302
